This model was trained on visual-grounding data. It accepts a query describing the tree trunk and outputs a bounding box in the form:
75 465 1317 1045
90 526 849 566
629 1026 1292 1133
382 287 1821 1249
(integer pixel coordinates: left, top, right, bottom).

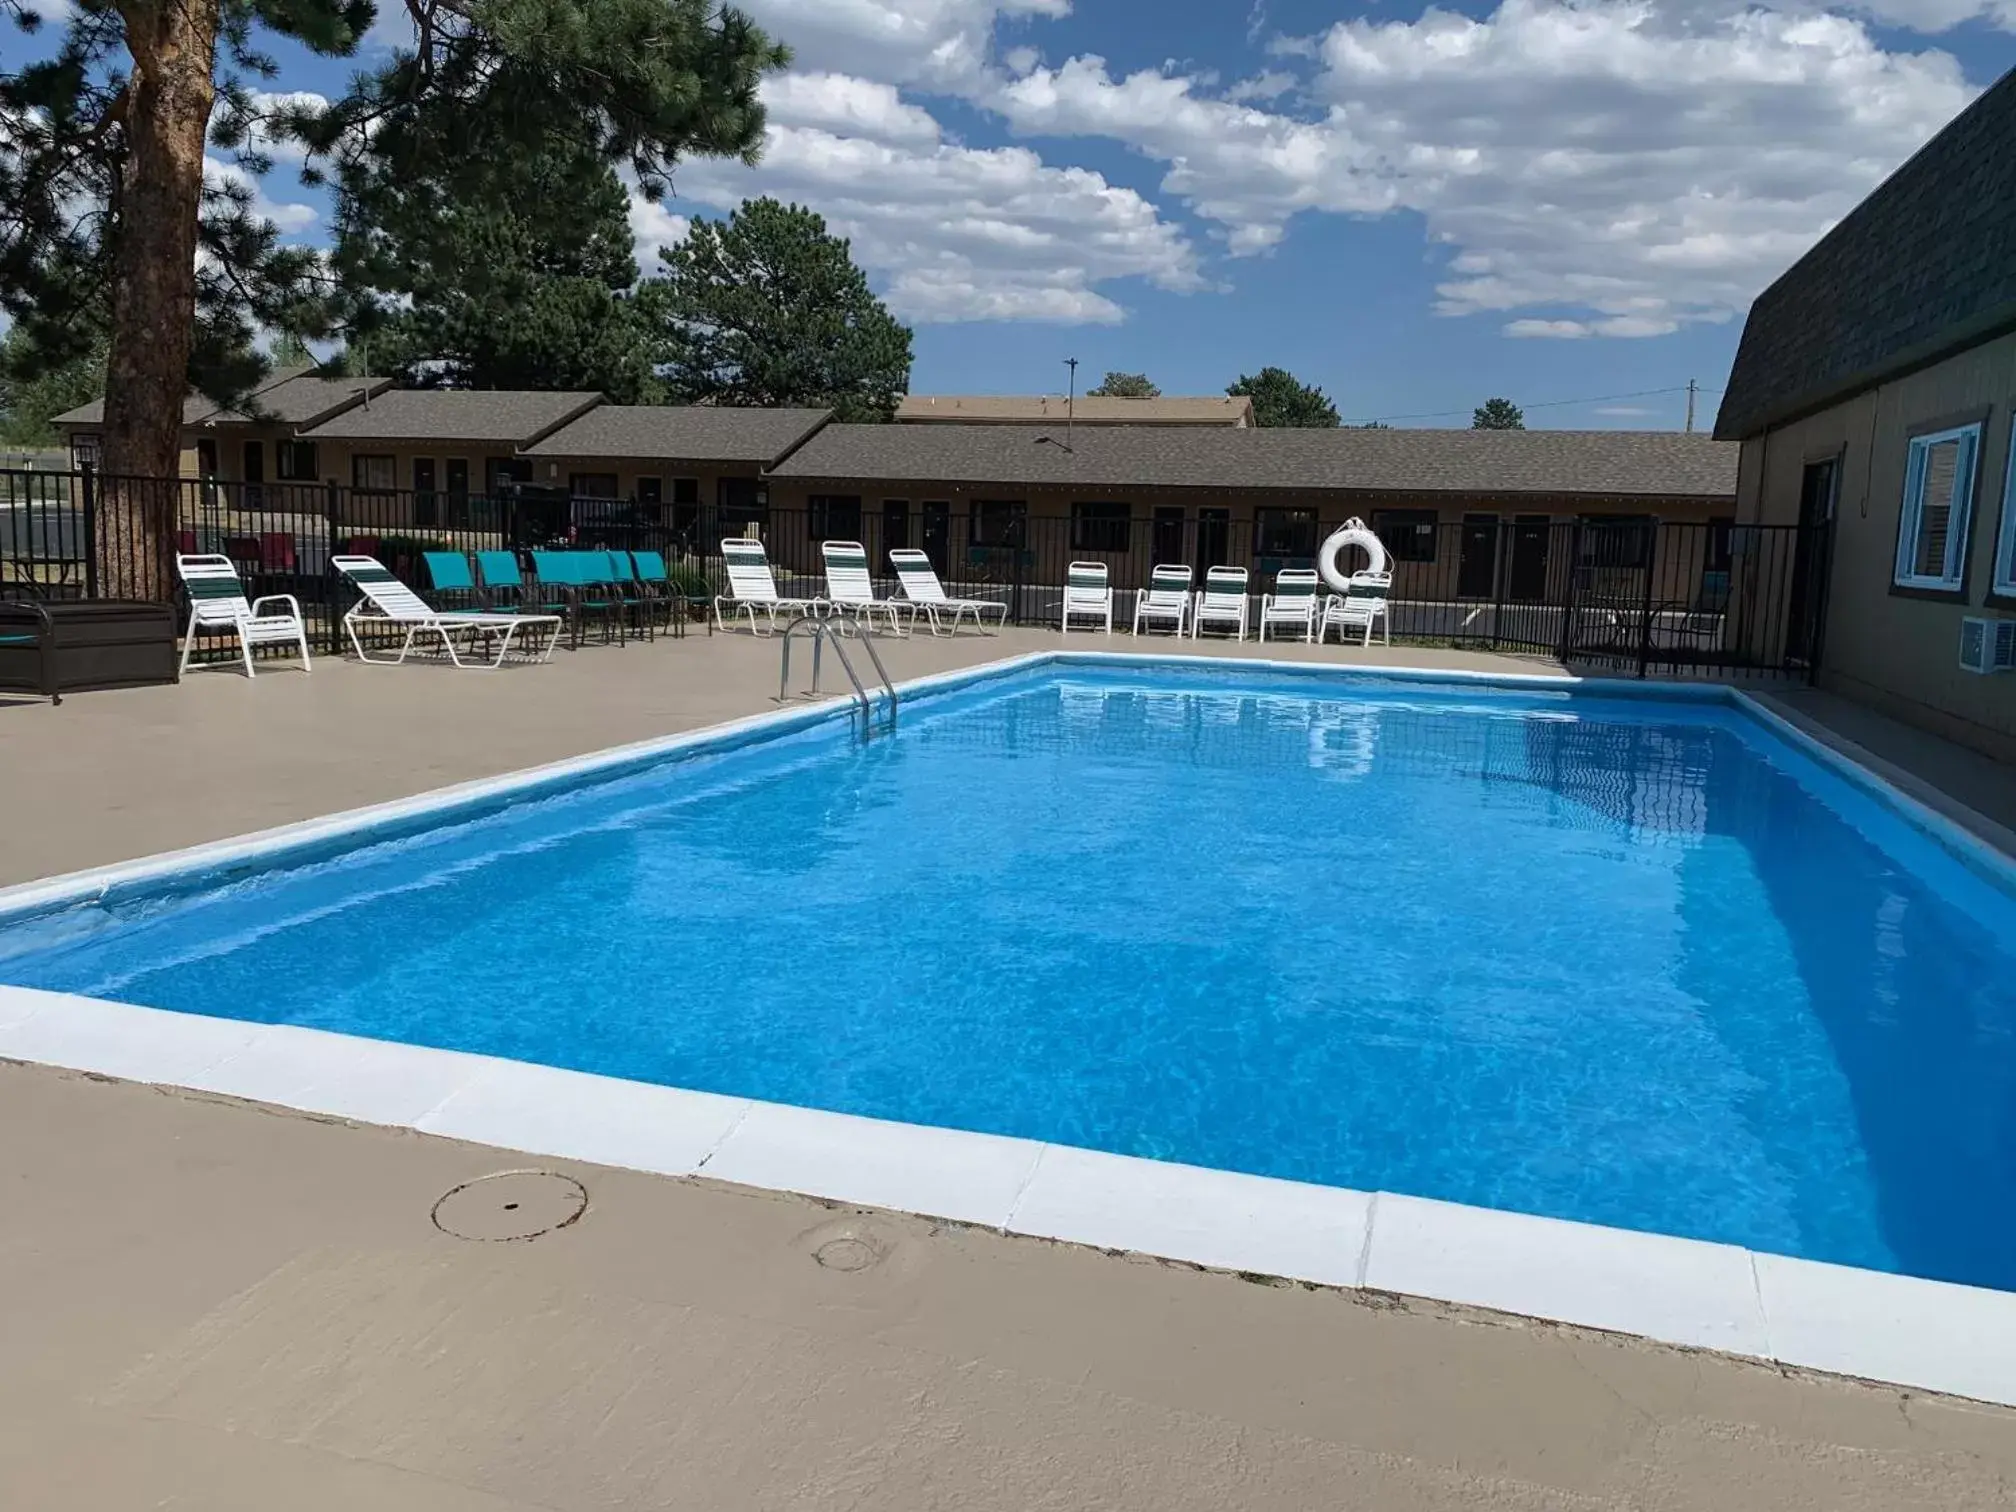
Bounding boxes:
99 0 220 600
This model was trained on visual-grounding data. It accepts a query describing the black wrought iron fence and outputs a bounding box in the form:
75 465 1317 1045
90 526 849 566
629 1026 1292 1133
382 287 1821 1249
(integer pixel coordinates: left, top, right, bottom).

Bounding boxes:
1 468 1831 680
745 506 1830 680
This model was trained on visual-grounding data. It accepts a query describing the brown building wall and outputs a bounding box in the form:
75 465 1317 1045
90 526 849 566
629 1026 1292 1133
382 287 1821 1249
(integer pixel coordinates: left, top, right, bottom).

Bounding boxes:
1734 327 2016 762
761 478 1728 603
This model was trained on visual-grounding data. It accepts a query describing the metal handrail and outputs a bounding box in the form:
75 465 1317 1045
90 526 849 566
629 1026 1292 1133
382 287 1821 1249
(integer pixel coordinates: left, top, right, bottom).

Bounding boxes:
777 613 897 735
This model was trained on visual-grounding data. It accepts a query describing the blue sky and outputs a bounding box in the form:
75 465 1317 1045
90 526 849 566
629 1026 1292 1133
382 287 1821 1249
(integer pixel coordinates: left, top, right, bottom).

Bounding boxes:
17 1 2016 426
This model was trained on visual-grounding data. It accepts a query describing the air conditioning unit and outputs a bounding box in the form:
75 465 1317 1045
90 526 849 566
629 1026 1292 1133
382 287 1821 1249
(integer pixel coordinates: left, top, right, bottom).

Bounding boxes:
1958 616 2016 674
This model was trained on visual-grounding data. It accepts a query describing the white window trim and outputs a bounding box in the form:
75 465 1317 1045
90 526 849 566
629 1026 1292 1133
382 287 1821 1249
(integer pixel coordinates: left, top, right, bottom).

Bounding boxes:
1996 415 2016 599
1892 421 1982 591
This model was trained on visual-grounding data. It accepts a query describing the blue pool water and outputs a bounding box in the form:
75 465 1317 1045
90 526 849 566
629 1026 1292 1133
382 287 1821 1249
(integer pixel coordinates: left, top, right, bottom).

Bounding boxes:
4 665 2016 1288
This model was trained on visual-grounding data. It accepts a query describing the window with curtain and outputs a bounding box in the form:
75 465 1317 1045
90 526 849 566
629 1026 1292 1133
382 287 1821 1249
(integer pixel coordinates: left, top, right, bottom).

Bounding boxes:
809 494 864 542
1893 422 1981 591
1070 500 1131 552
1372 509 1438 562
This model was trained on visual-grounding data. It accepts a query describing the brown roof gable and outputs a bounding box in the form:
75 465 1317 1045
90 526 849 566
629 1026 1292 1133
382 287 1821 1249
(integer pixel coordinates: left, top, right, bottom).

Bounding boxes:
771 424 1737 499
52 367 393 430
523 405 831 463
1715 68 2016 440
297 390 603 446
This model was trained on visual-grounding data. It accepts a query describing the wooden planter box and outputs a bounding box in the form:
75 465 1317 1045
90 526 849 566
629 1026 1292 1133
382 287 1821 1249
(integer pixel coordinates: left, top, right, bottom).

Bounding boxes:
0 600 181 705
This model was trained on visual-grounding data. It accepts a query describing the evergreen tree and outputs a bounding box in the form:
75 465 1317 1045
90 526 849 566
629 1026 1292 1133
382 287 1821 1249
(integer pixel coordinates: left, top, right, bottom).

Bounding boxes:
1086 371 1159 398
650 198 912 421
2 0 785 589
1472 397 1527 430
1228 366 1339 428
0 324 105 448
336 135 659 398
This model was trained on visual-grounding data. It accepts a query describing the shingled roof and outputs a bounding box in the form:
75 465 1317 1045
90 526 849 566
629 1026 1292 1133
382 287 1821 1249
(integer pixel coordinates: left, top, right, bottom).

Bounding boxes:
1715 69 2016 440
897 395 1253 426
770 424 1737 500
297 389 603 445
523 405 830 463
52 367 392 430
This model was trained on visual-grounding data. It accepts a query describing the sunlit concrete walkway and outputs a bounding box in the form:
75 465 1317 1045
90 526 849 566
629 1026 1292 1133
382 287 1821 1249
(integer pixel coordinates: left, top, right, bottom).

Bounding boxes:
5 1060 2014 1511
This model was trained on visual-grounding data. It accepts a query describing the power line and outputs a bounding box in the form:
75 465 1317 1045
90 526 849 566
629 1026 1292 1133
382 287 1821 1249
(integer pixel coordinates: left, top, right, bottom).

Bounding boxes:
1344 383 1726 427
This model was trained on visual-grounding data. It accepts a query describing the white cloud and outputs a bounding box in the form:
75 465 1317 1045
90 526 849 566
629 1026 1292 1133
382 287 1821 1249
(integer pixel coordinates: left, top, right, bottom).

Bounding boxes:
1224 70 1299 104
204 157 317 236
982 1 1977 335
1841 0 2016 29
662 99 1202 325
740 0 1070 86
625 187 691 264
761 72 941 145
1595 404 1656 415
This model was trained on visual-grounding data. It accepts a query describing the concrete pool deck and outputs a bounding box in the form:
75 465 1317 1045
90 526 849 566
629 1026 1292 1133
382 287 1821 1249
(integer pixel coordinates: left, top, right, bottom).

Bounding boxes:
4 630 2016 1505
7 1057 2016 1511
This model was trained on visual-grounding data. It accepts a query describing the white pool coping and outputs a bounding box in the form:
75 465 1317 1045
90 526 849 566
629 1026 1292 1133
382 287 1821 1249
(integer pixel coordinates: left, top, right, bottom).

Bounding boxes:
3 652 2014 1408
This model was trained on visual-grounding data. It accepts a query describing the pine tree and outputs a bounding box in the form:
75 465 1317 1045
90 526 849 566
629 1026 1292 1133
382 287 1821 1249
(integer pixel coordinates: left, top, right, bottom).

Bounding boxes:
650 199 912 421
1086 371 1160 398
1228 367 1339 428
2 0 785 591
1472 397 1527 430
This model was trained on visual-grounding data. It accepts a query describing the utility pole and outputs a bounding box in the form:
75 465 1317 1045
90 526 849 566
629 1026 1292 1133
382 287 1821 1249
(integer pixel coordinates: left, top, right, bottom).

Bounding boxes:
1684 378 1697 434
1064 357 1079 452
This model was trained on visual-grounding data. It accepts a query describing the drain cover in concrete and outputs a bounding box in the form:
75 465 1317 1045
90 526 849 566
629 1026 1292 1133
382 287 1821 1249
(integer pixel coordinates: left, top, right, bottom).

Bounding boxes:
799 1216 900 1274
432 1171 588 1242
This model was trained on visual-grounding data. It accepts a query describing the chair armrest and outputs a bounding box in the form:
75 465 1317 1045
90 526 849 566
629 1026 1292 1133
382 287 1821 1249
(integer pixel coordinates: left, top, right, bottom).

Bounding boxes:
250 594 302 619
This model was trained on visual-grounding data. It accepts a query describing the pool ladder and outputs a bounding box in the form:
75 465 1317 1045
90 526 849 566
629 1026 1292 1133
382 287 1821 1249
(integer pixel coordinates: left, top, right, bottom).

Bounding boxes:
777 614 898 738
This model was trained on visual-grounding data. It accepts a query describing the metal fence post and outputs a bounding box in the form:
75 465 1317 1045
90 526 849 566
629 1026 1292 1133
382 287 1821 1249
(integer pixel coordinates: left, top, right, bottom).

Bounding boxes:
1555 519 1583 665
1011 524 1026 627
80 464 98 600
323 481 343 655
1636 524 1660 679
1488 519 1506 652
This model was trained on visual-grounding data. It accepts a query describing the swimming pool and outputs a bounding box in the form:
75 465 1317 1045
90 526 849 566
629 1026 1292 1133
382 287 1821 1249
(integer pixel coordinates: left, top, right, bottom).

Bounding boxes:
4 661 2015 1293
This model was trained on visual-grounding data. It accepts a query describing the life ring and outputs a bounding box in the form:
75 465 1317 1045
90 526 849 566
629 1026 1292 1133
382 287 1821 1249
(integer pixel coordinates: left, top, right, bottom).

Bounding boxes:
1318 517 1390 591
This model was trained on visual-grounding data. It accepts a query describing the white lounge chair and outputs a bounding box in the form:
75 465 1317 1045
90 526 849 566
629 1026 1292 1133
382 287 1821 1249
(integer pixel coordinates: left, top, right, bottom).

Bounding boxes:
1258 568 1320 643
1191 565 1250 640
1319 571 1393 647
334 555 560 667
175 552 312 678
1132 564 1192 637
715 537 823 634
1061 560 1114 634
888 548 1005 635
820 540 911 635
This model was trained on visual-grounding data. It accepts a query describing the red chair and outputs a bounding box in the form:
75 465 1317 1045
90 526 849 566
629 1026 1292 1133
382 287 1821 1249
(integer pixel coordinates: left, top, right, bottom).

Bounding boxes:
259 532 297 572
176 530 199 555
346 535 381 558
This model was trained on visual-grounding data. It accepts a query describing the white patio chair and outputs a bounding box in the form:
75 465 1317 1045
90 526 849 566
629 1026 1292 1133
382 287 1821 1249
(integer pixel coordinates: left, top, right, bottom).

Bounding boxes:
1060 560 1114 634
175 552 312 678
333 556 560 667
715 537 824 635
1132 564 1193 637
820 539 911 635
1319 570 1393 648
888 548 1006 635
1258 568 1320 643
1191 565 1250 640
